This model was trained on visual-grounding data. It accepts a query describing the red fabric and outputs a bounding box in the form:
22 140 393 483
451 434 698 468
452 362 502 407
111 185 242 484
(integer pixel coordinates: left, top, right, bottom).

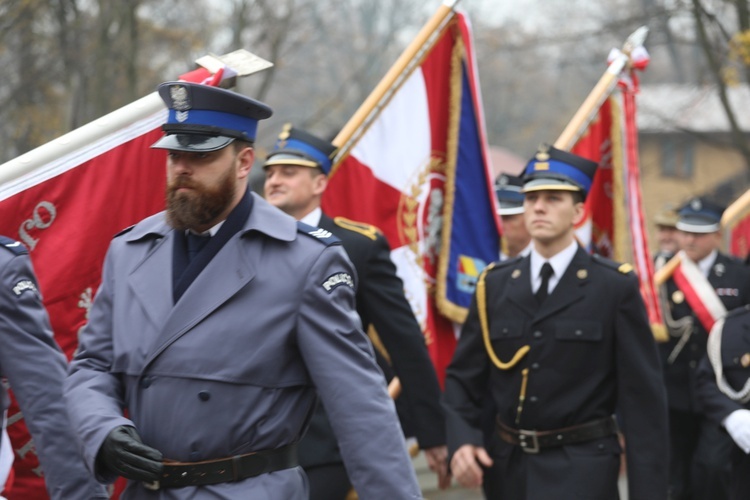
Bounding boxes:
2 67 221 500
322 22 461 387
730 216 750 260
1 130 166 500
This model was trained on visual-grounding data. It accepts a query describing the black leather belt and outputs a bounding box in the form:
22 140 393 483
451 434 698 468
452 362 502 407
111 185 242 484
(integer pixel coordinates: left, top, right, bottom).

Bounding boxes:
143 443 298 490
497 416 619 454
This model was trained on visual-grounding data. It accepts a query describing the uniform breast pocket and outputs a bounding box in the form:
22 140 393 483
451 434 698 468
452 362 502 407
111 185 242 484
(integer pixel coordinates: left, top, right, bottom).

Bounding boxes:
554 321 602 342
490 320 525 340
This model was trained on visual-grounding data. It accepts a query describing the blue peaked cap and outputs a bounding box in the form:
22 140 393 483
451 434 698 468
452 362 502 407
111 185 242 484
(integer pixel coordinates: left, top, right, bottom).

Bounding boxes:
676 197 725 233
151 81 272 152
495 174 525 215
264 125 338 174
521 145 598 200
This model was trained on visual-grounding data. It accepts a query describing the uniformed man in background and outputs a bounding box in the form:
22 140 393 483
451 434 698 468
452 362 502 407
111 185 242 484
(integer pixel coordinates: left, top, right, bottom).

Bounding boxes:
444 145 668 499
659 197 750 500
263 125 447 499
0 236 107 499
653 203 680 266
697 304 750 500
495 173 532 261
64 82 421 499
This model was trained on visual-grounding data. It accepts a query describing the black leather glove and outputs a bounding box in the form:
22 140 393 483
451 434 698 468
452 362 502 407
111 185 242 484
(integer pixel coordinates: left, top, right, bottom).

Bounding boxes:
96 426 163 482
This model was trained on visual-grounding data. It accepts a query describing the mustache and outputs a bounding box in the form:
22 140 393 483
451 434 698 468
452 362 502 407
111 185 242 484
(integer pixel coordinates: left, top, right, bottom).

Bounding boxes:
169 177 198 190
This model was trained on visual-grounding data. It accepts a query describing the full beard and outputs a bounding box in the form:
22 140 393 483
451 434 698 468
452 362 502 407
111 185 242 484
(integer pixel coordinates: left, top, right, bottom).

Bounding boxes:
166 168 236 231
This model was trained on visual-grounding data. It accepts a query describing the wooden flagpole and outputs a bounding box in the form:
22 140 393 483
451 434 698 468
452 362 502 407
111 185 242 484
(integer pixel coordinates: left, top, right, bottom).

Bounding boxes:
554 27 648 151
330 0 460 174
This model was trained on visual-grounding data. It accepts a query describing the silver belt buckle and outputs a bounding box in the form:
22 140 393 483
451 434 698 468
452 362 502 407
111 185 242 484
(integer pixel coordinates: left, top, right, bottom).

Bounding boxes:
518 429 540 454
143 480 160 491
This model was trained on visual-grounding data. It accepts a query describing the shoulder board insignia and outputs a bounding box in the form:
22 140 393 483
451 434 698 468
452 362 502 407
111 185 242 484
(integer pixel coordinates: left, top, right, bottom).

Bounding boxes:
592 254 632 274
0 236 28 255
333 216 380 241
114 225 136 238
492 255 523 270
297 221 341 246
618 263 634 274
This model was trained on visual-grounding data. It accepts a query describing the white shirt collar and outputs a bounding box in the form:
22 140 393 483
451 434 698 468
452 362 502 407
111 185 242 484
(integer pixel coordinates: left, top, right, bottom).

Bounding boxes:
299 207 322 226
529 240 578 294
697 250 718 277
188 220 225 237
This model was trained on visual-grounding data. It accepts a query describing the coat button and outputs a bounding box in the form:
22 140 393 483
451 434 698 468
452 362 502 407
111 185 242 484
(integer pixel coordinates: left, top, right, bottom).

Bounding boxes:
575 330 583 336
531 363 540 370
140 377 152 388
198 390 211 401
529 396 538 403
689 360 697 369
533 331 543 339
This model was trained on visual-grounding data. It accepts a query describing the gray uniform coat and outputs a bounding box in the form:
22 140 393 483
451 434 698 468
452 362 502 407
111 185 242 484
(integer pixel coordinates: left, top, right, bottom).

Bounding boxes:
64 194 421 500
0 237 107 499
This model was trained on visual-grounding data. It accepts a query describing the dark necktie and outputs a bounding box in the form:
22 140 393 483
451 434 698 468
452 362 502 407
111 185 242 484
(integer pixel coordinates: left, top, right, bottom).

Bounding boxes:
186 232 211 262
535 262 554 304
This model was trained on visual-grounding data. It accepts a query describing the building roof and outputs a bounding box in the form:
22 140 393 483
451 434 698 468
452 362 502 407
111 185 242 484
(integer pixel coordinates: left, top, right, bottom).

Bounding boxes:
637 84 750 133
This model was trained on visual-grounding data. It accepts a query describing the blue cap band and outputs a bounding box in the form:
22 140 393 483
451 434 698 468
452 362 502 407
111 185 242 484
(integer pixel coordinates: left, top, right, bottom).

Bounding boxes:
167 109 259 141
524 158 593 194
277 137 333 173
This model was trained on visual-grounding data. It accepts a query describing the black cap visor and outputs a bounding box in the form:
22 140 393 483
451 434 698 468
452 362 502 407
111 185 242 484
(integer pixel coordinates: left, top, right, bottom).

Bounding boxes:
151 133 235 152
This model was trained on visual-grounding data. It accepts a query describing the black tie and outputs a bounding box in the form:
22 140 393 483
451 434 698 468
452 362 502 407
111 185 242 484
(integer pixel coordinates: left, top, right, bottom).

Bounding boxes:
186 232 211 262
536 262 554 304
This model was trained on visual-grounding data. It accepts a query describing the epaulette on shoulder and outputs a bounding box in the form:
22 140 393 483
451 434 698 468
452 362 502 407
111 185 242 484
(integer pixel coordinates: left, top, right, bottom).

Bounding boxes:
0 236 27 256
482 256 522 277
726 304 750 319
113 225 135 238
592 253 634 274
496 256 523 268
297 221 341 246
333 216 381 241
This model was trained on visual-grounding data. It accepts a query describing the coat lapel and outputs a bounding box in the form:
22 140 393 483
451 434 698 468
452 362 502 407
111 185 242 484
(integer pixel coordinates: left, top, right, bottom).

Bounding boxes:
506 257 537 318
532 247 590 325
144 234 260 365
143 194 297 366
126 216 173 332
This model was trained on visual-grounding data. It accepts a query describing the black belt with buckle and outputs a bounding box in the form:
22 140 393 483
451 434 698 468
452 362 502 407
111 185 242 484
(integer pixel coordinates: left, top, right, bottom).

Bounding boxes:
496 416 619 454
143 442 298 490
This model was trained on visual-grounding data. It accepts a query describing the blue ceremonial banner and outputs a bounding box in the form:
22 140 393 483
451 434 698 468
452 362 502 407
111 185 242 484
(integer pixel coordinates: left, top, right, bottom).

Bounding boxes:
436 29 501 322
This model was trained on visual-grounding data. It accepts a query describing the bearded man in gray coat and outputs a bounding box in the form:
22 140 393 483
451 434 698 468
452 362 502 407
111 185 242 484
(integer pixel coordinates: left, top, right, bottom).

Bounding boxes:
64 81 421 500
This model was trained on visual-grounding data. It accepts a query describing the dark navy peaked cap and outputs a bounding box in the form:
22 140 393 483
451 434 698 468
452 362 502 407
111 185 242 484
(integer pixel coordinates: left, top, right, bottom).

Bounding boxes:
521 144 598 200
264 125 338 175
151 81 273 152
495 174 525 215
676 197 725 233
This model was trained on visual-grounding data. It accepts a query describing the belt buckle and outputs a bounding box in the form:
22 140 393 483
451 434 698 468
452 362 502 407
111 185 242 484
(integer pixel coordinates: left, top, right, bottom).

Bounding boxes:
518 429 540 454
143 480 160 491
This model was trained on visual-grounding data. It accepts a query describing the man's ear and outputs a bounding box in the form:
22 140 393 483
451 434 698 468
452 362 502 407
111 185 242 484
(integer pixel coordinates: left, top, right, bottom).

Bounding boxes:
237 146 255 180
572 199 586 226
313 172 328 196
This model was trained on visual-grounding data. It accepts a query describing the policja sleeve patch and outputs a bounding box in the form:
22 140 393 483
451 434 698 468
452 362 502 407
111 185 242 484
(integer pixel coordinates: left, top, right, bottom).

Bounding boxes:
321 272 354 293
12 279 38 297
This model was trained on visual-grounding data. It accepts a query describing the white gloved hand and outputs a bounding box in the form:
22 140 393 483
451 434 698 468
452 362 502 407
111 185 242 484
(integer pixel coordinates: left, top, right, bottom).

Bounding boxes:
724 409 750 453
